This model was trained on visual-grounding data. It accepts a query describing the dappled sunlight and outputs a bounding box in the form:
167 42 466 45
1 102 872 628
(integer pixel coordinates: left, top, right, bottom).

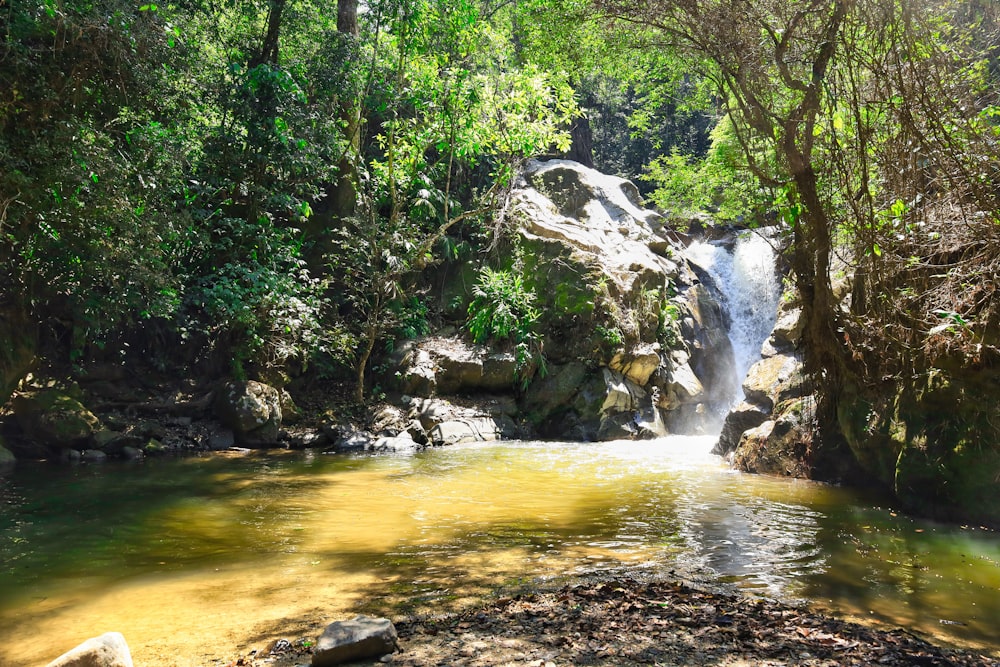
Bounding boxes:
2 440 999 666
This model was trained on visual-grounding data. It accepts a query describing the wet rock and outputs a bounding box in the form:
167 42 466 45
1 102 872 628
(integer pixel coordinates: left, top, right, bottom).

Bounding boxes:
0 442 15 469
370 435 419 453
120 446 143 461
597 413 637 441
429 416 517 446
714 401 770 455
405 419 428 445
288 431 328 449
328 427 376 453
522 361 589 424
60 448 82 464
313 615 397 667
81 449 107 463
13 389 101 449
142 438 168 455
733 397 816 478
92 429 123 453
214 380 282 447
205 429 235 450
46 631 133 667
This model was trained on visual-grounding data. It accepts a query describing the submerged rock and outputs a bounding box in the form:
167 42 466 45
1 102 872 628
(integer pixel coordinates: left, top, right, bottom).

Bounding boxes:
46 631 133 667
312 615 397 666
0 442 15 469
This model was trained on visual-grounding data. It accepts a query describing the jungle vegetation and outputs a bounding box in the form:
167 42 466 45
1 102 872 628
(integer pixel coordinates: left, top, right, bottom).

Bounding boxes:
2 0 998 407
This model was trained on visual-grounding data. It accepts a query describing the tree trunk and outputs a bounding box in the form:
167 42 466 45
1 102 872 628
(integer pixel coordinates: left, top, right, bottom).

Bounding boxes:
332 0 360 220
249 0 285 68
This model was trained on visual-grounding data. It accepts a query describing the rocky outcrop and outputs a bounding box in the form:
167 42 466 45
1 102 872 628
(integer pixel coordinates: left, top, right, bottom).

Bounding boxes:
396 338 518 397
214 380 282 447
408 397 519 446
714 291 817 478
312 615 397 666
838 369 1000 527
392 160 742 441
12 389 101 450
46 631 133 667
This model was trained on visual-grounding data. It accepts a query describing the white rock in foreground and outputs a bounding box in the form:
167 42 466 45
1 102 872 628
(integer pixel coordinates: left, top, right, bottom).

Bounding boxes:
46 632 133 667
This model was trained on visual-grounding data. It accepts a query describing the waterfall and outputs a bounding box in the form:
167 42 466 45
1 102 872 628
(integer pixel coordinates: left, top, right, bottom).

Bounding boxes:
686 229 782 405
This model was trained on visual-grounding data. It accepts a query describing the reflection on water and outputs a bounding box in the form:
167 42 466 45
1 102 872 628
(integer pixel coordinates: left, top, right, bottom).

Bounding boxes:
1 438 998 666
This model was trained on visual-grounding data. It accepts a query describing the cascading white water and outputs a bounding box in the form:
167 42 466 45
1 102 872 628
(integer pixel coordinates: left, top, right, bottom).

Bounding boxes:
686 229 783 405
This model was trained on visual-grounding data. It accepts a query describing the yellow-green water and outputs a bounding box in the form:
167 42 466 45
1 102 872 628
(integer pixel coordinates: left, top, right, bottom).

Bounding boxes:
1 437 998 666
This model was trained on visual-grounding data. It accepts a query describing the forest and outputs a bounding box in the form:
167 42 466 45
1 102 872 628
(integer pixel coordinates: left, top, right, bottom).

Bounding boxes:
5 2 1000 665
2 0 1000 509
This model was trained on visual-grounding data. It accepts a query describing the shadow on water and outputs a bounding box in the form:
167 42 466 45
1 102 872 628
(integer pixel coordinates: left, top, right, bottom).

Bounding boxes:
0 452 339 596
1 439 998 666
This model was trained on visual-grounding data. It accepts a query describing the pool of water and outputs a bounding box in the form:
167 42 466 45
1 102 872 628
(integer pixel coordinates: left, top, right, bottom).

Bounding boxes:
1 437 998 666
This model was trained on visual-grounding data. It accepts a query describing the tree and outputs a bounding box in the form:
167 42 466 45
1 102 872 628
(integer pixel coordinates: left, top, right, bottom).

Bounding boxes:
326 0 576 402
597 0 851 383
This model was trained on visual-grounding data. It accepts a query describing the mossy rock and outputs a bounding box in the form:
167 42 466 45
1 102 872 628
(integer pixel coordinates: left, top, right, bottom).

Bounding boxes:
12 389 101 449
839 370 1000 527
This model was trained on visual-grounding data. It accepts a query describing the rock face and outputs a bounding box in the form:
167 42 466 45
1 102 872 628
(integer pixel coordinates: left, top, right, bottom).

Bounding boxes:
393 159 741 440
13 389 101 450
312 615 397 666
714 292 818 478
214 380 282 447
838 369 1000 526
46 632 133 667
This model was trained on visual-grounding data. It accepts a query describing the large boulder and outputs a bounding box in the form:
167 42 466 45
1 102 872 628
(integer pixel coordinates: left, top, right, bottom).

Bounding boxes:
429 416 517 446
395 337 519 397
214 380 282 447
312 615 397 667
514 159 680 364
732 397 816 477
13 389 101 449
714 401 769 455
838 369 1000 527
522 361 590 424
46 632 133 667
406 397 521 446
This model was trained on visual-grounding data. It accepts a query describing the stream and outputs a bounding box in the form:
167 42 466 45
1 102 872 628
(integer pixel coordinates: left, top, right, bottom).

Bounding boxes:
3 231 998 666
2 438 999 666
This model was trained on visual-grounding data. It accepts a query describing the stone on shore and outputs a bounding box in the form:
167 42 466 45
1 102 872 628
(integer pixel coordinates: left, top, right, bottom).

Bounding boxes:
312 615 397 666
214 380 282 447
46 631 133 667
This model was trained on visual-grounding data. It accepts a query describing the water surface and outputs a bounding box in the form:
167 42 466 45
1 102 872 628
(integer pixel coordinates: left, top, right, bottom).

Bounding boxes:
1 438 998 666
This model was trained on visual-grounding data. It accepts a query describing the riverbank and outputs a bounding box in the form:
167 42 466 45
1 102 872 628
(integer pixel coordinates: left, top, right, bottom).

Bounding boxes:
232 573 998 667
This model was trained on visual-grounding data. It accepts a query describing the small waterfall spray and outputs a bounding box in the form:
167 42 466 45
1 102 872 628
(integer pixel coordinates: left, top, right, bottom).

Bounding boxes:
687 229 783 405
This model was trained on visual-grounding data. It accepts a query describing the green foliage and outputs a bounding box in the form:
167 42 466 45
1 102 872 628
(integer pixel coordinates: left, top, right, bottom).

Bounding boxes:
466 268 539 345
466 267 542 385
